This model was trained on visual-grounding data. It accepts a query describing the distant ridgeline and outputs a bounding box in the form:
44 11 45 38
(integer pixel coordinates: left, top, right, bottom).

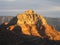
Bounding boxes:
0 16 60 31
0 16 13 24
45 17 60 31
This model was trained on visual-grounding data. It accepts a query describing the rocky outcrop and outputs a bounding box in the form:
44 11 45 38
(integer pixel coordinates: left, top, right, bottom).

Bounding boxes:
16 10 60 40
17 10 47 26
44 24 60 40
16 10 47 37
2 10 60 40
0 10 60 45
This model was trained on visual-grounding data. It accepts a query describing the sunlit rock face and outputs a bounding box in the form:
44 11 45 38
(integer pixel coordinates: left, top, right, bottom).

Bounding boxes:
44 25 60 40
6 10 60 40
16 10 47 37
17 10 47 25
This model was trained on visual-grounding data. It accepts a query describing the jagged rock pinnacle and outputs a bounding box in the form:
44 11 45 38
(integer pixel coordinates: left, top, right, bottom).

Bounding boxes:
25 10 35 15
17 10 47 26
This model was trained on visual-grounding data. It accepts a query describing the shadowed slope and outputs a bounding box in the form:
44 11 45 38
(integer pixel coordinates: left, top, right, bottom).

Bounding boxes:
0 23 60 45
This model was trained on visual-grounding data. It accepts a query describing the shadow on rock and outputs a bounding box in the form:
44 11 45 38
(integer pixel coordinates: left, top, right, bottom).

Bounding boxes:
0 23 60 45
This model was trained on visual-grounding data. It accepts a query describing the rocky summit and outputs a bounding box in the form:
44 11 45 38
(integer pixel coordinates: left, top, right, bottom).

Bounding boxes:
17 10 47 25
16 10 47 37
0 10 60 45
6 10 60 40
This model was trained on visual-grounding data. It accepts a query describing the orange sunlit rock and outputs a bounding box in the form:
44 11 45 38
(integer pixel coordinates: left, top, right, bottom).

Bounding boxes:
25 10 34 15
17 10 60 40
54 35 60 40
31 25 41 37
8 25 15 31
4 10 60 40
4 22 8 25
20 24 31 35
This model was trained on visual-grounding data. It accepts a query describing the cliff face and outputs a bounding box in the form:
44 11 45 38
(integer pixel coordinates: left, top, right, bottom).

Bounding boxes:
17 10 47 25
4 10 60 40
16 10 47 37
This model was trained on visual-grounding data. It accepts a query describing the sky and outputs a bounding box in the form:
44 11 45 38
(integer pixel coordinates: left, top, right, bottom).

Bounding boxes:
0 0 60 18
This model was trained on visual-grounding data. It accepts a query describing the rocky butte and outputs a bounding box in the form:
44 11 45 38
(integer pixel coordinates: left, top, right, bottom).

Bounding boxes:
6 10 60 40
0 10 60 45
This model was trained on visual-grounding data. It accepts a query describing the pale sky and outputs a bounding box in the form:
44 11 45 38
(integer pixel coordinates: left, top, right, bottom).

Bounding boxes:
0 0 60 18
